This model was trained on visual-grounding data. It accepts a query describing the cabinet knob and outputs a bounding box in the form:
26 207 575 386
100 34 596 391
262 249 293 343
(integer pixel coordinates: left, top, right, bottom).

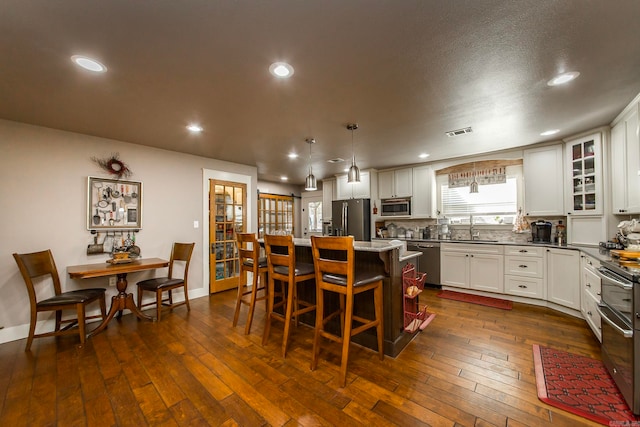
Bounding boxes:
518 285 528 289
519 265 528 268
587 311 592 316
586 283 591 288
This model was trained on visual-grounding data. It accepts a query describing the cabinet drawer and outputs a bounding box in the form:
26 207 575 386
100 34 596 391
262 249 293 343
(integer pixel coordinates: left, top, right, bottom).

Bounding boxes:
581 291 602 342
504 256 544 278
504 245 545 257
441 243 504 255
505 275 544 299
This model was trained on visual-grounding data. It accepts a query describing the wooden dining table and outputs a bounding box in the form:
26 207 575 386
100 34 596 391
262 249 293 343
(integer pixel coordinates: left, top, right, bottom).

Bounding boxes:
67 257 169 336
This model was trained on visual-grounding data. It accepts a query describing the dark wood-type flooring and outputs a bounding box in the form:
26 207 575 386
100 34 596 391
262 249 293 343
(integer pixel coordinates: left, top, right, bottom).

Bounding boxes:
0 287 603 426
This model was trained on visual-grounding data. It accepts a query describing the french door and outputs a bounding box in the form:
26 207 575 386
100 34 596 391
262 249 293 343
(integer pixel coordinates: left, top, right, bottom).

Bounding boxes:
209 180 246 293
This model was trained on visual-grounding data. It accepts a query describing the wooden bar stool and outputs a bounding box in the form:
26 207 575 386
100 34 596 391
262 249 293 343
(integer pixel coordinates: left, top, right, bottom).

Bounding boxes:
233 233 268 334
262 234 316 357
310 235 384 387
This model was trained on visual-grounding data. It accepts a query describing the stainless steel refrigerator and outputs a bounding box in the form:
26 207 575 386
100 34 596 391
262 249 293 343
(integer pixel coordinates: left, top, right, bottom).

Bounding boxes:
332 198 371 241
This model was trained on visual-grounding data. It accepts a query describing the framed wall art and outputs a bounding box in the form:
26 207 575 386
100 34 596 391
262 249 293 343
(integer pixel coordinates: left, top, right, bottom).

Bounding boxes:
87 176 143 230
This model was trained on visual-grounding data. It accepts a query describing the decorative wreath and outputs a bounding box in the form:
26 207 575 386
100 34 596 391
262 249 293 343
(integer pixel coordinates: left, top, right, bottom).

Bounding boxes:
92 153 132 179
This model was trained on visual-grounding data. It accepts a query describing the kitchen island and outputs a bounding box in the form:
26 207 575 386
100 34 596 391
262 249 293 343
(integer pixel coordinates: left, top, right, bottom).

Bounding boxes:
285 238 421 357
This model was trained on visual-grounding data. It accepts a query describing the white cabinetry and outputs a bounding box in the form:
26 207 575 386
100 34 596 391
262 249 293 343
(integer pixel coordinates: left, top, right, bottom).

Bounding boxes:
523 145 564 216
322 178 335 220
611 99 640 214
411 166 436 218
378 168 413 199
546 248 581 310
441 243 504 293
565 132 603 215
335 170 376 200
504 246 545 299
580 253 602 342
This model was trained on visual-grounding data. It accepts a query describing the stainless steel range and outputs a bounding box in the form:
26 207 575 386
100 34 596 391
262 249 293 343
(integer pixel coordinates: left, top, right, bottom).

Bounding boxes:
596 259 640 414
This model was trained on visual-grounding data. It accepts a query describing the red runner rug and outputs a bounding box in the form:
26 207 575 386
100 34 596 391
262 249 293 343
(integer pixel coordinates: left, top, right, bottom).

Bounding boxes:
533 344 640 425
436 290 512 310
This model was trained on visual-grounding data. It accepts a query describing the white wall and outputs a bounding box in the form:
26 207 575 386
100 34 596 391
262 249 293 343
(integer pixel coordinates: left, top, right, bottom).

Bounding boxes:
0 119 257 344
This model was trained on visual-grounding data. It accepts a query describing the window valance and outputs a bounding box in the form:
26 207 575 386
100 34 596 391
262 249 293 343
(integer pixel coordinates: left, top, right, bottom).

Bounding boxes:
436 159 522 188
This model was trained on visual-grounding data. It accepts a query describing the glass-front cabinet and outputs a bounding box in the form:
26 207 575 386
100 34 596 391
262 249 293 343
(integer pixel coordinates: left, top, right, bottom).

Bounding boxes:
565 132 602 215
209 180 246 293
258 193 294 238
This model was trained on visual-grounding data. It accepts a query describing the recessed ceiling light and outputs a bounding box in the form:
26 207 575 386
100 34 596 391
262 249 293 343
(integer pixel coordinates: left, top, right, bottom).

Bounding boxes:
288 153 299 159
540 129 559 136
547 71 580 86
71 55 107 73
280 176 288 181
269 62 294 78
186 124 203 133
419 153 430 159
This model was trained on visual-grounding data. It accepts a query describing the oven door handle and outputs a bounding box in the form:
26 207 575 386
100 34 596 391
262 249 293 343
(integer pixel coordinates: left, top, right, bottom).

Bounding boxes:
595 267 634 290
596 304 634 338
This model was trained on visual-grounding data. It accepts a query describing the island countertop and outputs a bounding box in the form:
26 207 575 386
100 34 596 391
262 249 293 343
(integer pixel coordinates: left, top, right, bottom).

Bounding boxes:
285 237 421 261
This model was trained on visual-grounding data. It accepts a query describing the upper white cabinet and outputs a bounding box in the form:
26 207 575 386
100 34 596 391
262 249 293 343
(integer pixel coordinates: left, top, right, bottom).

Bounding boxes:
611 99 640 214
378 168 413 199
523 144 564 216
564 132 603 215
335 170 376 200
322 178 335 219
411 166 437 218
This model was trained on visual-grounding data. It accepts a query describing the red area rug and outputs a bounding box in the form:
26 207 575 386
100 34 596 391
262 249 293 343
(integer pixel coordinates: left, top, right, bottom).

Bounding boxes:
436 290 512 310
533 344 639 425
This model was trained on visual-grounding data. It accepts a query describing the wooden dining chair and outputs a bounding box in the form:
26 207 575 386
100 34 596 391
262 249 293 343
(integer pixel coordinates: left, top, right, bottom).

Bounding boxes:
310 235 384 387
13 249 107 351
233 233 268 334
136 242 195 321
262 234 316 357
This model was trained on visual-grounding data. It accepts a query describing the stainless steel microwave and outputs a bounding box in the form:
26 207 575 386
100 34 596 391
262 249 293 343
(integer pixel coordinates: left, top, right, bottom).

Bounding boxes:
380 198 411 216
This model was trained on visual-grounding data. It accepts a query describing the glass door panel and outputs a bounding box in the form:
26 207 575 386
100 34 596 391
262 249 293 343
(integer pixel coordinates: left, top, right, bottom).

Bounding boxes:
210 180 246 293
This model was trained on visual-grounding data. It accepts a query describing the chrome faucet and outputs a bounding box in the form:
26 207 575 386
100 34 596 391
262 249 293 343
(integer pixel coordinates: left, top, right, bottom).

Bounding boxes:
470 214 480 240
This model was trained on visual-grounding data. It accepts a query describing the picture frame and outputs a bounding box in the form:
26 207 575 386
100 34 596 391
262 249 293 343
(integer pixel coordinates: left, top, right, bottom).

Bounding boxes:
87 176 143 230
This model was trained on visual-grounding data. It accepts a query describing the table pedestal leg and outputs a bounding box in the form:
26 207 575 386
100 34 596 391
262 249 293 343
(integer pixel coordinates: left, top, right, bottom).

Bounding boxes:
88 272 154 337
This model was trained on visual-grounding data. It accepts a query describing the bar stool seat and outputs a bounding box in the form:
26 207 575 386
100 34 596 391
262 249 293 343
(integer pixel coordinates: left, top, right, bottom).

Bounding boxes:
262 234 316 358
233 233 268 335
310 235 384 387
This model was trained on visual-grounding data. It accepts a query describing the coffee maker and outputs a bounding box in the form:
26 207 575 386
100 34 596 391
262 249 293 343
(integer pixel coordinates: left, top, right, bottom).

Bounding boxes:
531 220 552 243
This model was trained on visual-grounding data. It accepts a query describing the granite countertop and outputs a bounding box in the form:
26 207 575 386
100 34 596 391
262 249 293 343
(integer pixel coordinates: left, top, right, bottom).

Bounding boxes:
291 237 406 253
372 237 613 262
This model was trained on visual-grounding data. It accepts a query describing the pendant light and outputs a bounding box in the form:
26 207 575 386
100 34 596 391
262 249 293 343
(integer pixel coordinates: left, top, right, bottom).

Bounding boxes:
470 162 479 193
347 123 361 183
304 138 317 191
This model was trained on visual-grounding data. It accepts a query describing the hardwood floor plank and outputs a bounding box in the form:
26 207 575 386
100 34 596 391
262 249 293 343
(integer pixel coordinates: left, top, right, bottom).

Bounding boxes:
28 371 56 426
84 394 117 427
132 382 179 426
0 287 610 426
199 352 291 426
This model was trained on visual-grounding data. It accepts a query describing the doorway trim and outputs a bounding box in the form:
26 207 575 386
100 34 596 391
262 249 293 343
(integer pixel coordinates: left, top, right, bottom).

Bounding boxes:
202 168 256 294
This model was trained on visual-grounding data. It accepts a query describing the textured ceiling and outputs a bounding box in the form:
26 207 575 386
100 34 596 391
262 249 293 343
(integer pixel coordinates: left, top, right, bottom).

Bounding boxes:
2 1 640 184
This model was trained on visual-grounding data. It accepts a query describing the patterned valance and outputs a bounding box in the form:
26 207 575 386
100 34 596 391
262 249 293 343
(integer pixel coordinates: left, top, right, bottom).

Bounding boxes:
436 159 522 188
448 166 506 188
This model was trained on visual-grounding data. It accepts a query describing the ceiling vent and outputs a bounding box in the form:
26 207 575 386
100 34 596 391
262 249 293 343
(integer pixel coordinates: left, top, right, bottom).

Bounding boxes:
327 158 345 163
445 127 473 137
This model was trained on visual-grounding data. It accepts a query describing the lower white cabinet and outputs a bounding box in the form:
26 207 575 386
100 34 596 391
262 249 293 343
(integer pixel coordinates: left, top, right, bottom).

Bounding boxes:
581 253 602 342
546 248 581 310
504 245 545 299
441 243 504 293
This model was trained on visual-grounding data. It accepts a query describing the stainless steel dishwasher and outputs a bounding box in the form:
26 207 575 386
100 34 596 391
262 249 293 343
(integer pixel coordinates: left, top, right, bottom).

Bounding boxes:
407 241 441 286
